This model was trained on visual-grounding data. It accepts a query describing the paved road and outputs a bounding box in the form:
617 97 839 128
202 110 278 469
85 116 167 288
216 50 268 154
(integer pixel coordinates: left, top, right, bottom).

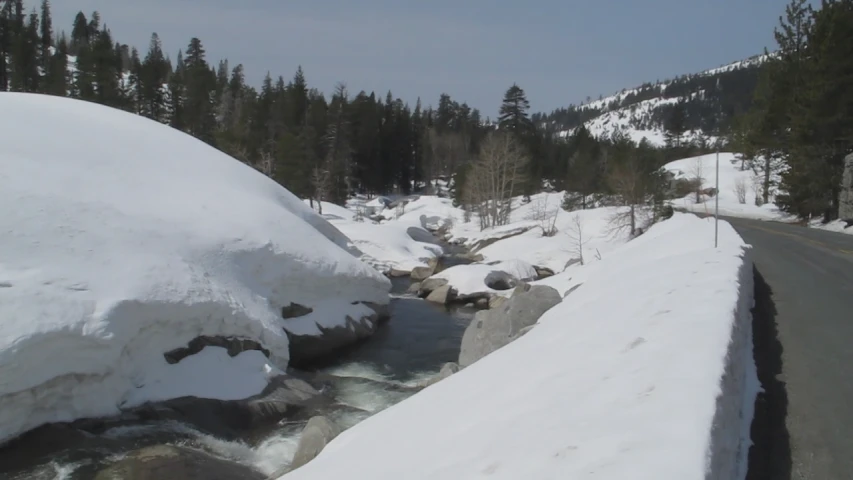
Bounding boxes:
724 217 853 480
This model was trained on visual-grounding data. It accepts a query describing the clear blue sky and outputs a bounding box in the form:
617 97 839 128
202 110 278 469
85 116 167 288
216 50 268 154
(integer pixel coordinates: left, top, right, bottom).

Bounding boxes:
48 0 794 118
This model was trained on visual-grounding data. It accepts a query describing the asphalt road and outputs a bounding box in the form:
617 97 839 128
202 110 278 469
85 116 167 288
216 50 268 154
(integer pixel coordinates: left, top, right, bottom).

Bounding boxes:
724 217 853 480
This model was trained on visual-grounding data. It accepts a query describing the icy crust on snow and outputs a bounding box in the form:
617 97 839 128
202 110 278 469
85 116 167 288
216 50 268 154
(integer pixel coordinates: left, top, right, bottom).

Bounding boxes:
283 214 757 480
0 94 389 444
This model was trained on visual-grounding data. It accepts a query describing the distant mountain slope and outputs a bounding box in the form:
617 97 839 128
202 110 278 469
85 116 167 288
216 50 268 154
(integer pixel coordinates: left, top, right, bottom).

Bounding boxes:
537 54 772 146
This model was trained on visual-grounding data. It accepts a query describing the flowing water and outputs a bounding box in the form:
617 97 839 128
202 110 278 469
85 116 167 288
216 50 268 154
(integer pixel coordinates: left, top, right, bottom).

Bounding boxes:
1 281 474 479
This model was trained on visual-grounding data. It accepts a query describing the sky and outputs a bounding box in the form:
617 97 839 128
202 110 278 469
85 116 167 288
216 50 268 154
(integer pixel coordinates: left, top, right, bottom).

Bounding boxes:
47 0 794 118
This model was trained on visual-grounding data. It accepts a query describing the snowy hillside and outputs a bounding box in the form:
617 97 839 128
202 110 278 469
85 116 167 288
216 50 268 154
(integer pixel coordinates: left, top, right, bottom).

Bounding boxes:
553 54 771 146
0 93 390 444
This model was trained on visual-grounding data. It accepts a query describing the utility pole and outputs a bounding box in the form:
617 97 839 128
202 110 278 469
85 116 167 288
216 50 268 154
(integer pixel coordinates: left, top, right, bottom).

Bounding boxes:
714 78 721 248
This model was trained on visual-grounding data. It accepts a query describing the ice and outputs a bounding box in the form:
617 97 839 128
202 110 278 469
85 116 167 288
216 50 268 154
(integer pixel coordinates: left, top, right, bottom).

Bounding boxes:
0 93 390 444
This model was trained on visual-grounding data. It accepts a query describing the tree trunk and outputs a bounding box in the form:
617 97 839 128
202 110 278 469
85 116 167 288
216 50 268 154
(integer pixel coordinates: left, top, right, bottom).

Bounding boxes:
763 156 771 205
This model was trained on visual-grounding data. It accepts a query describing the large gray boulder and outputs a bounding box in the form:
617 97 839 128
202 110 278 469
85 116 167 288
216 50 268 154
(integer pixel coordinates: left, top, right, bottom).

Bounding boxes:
459 285 562 367
426 284 456 304
410 265 435 281
286 303 390 367
289 416 342 471
839 153 853 222
420 362 460 388
419 277 449 296
95 445 266 480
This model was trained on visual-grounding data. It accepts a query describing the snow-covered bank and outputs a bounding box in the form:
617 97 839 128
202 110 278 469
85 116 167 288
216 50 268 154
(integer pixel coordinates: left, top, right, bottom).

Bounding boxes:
0 94 390 444
283 214 758 480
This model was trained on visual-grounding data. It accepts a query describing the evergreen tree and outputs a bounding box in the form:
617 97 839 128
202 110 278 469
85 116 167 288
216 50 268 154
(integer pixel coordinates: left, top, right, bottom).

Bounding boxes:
167 50 186 131
140 33 169 121
0 1 10 91
69 10 87 53
498 84 533 135
39 0 51 68
182 38 216 142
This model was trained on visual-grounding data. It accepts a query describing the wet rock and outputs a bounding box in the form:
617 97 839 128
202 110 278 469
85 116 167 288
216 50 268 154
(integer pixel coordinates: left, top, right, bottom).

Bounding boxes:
287 304 388 366
281 303 314 319
475 297 490 310
163 336 269 365
407 282 422 295
94 445 265 480
419 277 449 296
387 268 411 278
289 416 342 471
410 266 434 281
426 285 456 305
459 285 562 367
534 266 555 279
421 362 460 387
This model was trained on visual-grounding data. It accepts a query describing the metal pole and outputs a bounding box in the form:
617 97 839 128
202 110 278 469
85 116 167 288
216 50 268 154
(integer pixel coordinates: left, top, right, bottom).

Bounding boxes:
715 148 720 248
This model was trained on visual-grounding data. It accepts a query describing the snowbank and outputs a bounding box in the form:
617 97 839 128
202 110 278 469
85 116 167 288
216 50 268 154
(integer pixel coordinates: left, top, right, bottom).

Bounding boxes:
0 94 390 444
283 214 758 480
665 153 789 221
432 260 537 297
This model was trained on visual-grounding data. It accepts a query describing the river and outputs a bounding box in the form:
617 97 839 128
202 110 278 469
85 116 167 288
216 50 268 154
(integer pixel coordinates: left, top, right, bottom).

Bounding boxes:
0 279 474 479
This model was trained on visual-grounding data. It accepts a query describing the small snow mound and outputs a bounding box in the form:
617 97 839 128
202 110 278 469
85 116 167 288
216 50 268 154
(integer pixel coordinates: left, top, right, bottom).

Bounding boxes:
0 93 389 444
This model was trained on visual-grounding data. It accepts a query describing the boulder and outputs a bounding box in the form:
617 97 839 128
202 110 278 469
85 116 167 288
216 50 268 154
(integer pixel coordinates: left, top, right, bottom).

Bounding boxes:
419 277 449 296
287 303 390 367
459 285 562 367
94 445 266 480
484 270 517 291
840 153 853 222
475 297 490 310
289 416 342 471
470 226 535 252
410 265 435 281
534 266 556 280
281 303 313 319
426 285 456 305
407 282 422 295
163 336 269 365
420 362 460 387
387 268 411 278
488 295 507 310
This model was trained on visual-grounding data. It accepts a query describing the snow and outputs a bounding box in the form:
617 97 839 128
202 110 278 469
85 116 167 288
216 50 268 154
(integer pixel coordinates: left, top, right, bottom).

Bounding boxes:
283 213 758 480
665 153 790 221
0 93 390 444
811 219 853 235
432 260 537 297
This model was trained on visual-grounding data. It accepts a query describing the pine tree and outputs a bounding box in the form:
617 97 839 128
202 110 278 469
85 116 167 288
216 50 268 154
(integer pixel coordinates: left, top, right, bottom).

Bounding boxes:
140 33 169 121
39 0 51 68
69 11 87 53
167 50 186 131
664 101 688 151
288 65 309 128
498 84 533 135
182 38 216 142
0 1 10 91
44 32 68 96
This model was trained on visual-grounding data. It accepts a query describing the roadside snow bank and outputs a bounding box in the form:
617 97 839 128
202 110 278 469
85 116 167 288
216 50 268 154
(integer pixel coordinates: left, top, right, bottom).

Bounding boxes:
283 213 758 480
0 94 389 444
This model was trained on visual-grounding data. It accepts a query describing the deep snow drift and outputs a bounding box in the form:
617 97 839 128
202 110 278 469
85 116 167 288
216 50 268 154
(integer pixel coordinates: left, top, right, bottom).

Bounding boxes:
0 93 390 444
283 213 758 480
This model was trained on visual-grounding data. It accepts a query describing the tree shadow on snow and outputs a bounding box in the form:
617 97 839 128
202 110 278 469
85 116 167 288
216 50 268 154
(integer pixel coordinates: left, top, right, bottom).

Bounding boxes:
746 267 793 480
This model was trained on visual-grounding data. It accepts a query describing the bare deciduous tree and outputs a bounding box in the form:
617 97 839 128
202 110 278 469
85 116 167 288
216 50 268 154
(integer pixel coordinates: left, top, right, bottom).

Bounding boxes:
256 150 275 177
689 156 705 204
310 165 331 215
526 194 559 237
465 133 529 231
565 214 587 265
606 157 646 237
733 177 748 204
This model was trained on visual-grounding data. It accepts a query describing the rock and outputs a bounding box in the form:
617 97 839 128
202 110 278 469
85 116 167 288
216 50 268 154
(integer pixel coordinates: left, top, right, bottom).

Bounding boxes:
488 295 507 310
475 297 490 310
840 153 853 222
410 265 435 281
281 302 313 319
470 226 535 252
289 416 342 471
484 270 517 291
287 303 389 366
94 445 266 480
419 277 449 296
426 285 456 304
420 362 460 387
459 285 562 367
407 282 422 295
163 336 269 365
387 268 411 278
514 325 535 340
534 266 555 279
